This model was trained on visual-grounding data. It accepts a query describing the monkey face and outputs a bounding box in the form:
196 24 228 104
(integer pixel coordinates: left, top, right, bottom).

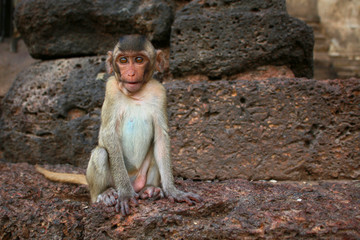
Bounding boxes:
116 52 150 93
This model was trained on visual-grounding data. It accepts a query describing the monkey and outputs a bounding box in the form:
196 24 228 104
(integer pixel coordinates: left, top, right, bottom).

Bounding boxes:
36 35 202 216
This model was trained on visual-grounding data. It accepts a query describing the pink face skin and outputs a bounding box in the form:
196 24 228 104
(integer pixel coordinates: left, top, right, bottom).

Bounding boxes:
116 53 149 94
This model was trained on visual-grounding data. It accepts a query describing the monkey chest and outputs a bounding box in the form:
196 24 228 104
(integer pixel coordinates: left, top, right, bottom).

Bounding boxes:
121 114 154 168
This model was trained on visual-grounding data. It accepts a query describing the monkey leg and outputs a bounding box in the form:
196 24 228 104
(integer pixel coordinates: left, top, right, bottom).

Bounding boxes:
86 146 114 203
131 147 158 193
139 161 164 199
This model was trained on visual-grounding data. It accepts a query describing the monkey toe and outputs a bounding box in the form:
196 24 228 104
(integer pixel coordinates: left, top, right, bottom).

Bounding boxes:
140 186 164 199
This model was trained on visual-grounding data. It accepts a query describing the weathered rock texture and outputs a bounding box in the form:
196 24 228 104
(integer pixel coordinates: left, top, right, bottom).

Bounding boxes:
1 162 359 239
0 57 106 166
14 0 174 59
168 78 360 181
170 0 314 78
1 57 359 181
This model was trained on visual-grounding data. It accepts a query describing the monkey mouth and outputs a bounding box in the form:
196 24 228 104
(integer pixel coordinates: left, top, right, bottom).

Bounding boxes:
122 81 142 85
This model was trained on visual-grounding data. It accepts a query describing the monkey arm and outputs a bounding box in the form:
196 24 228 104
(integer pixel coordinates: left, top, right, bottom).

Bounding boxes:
152 111 201 205
99 130 134 197
152 89 202 205
153 114 175 193
150 84 180 195
99 85 136 199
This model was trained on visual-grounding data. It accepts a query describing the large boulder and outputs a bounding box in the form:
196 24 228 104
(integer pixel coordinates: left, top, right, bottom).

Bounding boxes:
1 57 359 181
170 0 314 78
14 0 174 59
0 57 106 166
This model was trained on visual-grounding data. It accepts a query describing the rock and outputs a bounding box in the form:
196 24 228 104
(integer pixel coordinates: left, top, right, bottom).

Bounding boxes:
1 59 359 180
170 0 314 79
0 162 359 239
0 56 107 166
167 79 360 181
14 0 174 59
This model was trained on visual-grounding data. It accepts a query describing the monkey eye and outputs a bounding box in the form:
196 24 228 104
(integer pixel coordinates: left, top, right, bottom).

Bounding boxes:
135 57 144 63
119 57 128 64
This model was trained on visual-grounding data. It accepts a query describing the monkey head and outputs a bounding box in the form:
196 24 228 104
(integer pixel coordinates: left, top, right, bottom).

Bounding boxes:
106 35 164 95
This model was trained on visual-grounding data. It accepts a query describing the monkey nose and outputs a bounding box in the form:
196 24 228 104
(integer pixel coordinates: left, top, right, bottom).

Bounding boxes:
127 71 135 76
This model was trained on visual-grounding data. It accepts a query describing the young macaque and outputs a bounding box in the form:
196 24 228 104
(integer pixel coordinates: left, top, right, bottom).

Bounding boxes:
36 35 202 216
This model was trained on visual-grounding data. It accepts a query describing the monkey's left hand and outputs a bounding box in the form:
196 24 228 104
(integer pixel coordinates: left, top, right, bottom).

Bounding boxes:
167 190 203 205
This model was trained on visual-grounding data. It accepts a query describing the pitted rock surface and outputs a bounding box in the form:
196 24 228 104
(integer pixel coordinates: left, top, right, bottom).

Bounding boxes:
0 57 359 181
170 0 314 78
15 0 174 59
0 162 359 239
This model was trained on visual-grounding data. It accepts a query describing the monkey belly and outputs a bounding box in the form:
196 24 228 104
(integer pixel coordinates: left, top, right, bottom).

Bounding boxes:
121 117 154 172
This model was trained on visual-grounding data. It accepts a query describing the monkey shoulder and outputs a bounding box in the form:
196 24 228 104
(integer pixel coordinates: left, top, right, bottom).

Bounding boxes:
146 79 166 102
105 76 121 99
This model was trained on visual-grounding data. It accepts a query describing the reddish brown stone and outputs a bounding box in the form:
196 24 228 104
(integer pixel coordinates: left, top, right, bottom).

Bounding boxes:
0 162 359 239
0 59 359 181
167 78 360 181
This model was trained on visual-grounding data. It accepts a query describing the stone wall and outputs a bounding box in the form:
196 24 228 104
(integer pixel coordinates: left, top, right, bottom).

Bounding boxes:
1 56 359 181
1 0 358 182
14 0 313 78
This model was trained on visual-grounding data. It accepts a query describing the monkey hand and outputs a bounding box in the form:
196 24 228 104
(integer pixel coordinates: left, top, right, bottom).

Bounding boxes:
167 189 203 206
115 191 139 216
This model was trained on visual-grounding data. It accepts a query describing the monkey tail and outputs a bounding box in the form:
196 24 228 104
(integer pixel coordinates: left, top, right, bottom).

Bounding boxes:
35 165 88 185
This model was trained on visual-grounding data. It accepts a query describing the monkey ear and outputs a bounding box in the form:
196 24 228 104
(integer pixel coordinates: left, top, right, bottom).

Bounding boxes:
106 51 114 74
155 50 165 73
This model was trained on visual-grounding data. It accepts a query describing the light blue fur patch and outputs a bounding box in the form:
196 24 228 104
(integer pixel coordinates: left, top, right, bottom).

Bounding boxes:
125 120 135 133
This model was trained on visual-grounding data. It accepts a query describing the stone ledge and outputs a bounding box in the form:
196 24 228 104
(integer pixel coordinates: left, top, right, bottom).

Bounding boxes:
0 162 359 239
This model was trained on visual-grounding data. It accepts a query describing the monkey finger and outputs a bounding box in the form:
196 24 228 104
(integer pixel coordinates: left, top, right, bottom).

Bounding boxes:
189 193 203 203
152 187 164 200
168 196 175 203
121 200 130 216
140 192 149 199
130 197 138 206
147 188 155 198
160 190 165 199
109 195 116 205
115 201 120 213
182 197 195 206
153 188 159 196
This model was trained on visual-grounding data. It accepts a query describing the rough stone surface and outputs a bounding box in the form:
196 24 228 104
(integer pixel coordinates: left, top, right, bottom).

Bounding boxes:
14 0 174 59
168 79 360 181
0 56 107 166
170 0 314 79
1 162 359 239
0 57 359 181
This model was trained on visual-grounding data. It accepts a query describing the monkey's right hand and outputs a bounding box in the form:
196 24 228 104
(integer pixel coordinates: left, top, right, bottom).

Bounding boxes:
115 191 139 216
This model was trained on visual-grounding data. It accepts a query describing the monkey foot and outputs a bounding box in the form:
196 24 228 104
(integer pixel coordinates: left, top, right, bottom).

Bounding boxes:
96 188 118 206
139 186 164 199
